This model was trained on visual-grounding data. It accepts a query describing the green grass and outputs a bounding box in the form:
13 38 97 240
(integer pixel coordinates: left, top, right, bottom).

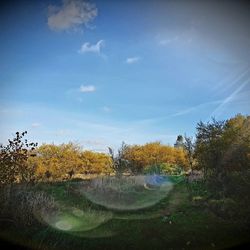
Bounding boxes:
0 176 249 249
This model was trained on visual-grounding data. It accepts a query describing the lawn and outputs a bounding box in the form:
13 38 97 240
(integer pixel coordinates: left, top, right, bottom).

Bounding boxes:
0 175 249 250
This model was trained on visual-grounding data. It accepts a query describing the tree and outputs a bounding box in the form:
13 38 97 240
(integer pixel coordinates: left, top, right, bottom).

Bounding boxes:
108 142 129 177
183 135 195 172
32 143 83 180
195 118 226 180
29 143 113 180
221 114 250 171
0 131 38 185
174 135 184 148
195 115 250 187
123 142 188 174
80 150 112 175
194 114 250 200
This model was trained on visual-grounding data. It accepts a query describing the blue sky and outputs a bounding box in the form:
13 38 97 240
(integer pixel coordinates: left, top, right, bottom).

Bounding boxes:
0 0 249 152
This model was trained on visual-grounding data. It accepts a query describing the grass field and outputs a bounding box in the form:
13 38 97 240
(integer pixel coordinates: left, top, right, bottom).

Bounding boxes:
0 175 249 250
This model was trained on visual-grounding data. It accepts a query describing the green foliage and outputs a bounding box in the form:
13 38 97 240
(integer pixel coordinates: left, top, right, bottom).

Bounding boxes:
144 163 183 175
221 114 250 171
190 114 250 222
207 198 239 219
187 181 210 200
183 135 196 171
195 114 250 190
195 118 226 178
0 131 38 185
168 175 186 184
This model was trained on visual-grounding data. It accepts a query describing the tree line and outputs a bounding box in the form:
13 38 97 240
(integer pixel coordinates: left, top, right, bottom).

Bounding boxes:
0 114 249 185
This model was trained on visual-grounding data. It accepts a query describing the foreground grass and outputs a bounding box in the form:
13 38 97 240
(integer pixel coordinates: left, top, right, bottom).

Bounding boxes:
0 177 249 250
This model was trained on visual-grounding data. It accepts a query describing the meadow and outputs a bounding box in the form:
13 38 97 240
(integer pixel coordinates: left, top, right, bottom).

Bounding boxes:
0 175 249 250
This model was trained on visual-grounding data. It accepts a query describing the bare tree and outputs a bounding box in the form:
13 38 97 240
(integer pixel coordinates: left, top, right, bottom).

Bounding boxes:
108 142 129 177
183 135 195 172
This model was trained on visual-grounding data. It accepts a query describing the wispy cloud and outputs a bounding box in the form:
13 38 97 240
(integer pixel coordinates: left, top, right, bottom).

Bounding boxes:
31 122 41 128
211 66 249 93
133 101 223 125
0 107 24 116
157 27 196 47
55 129 72 136
209 70 250 118
78 40 104 54
79 84 96 93
126 57 140 64
80 139 107 152
102 106 111 112
170 101 221 117
48 0 97 32
159 36 179 45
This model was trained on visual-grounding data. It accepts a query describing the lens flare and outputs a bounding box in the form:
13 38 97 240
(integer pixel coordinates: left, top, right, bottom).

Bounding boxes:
38 208 113 233
77 175 173 211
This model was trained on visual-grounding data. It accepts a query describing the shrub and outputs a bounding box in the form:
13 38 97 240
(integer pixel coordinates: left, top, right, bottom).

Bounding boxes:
144 163 183 175
0 131 38 185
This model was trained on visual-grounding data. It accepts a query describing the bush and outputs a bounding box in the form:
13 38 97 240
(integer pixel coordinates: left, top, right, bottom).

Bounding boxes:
187 181 210 200
207 198 238 219
0 131 38 185
144 163 183 175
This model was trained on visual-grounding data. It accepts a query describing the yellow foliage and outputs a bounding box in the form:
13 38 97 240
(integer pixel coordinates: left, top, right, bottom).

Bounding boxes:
28 141 189 181
28 143 113 181
123 142 188 173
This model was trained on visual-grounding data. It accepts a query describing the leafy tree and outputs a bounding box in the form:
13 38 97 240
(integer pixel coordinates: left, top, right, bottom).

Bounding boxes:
0 131 38 185
80 150 112 175
195 118 225 179
29 143 113 180
123 142 188 174
221 114 250 171
33 143 84 179
195 114 250 191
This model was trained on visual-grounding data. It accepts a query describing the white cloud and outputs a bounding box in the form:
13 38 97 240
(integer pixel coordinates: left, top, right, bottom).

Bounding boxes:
83 139 104 146
48 0 97 32
159 36 179 45
78 40 104 54
157 27 196 47
31 122 41 128
55 129 72 136
126 57 140 64
79 84 96 92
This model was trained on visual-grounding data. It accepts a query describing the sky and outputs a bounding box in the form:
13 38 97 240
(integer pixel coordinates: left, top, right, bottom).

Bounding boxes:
0 0 250 152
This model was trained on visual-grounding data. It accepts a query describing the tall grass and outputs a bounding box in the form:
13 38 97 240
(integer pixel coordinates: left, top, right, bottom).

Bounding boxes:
0 184 57 227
